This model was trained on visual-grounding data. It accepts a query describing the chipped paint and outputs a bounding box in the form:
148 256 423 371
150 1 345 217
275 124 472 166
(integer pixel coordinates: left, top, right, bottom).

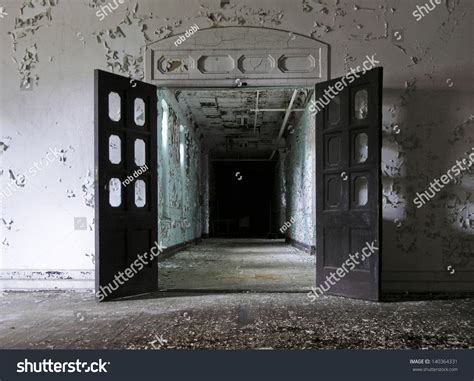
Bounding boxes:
0 137 12 154
198 4 284 27
8 170 25 188
81 169 95 208
18 44 39 89
157 90 201 248
1 217 14 231
7 0 59 49
276 102 315 248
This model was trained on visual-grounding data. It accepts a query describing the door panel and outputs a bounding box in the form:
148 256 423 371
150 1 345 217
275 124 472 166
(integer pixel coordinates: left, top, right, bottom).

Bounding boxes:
95 69 158 301
316 67 382 301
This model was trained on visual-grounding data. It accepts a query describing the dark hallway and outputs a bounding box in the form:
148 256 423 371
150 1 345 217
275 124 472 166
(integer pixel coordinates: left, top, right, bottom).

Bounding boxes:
153 85 317 293
168 86 315 245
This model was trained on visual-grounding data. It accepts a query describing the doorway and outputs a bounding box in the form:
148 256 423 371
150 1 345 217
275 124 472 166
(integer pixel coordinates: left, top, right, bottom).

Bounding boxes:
156 84 316 292
94 26 383 301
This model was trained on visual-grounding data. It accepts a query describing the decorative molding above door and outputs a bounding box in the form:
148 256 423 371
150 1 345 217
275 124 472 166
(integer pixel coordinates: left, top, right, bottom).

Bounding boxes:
145 26 329 87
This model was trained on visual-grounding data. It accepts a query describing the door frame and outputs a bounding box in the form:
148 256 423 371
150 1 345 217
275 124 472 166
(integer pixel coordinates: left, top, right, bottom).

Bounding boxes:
144 26 329 88
143 25 331 292
95 27 384 299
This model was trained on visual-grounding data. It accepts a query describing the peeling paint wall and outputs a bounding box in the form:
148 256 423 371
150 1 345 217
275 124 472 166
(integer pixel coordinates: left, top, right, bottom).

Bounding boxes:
276 103 316 248
0 0 472 291
157 90 201 249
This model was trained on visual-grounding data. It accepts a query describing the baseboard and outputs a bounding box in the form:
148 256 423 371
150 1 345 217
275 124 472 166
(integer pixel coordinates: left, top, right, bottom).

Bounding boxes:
0 270 94 291
285 237 316 255
382 291 474 301
158 236 202 261
382 270 474 292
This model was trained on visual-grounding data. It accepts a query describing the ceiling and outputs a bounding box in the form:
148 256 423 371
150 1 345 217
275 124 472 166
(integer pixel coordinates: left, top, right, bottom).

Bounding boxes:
175 87 312 159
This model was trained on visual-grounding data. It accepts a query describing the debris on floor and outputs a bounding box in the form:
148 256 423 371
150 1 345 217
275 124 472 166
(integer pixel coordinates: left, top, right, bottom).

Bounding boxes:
0 292 472 349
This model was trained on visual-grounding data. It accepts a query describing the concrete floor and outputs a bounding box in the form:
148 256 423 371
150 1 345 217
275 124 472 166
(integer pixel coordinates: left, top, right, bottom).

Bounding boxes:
0 291 472 349
1 240 471 349
158 239 316 292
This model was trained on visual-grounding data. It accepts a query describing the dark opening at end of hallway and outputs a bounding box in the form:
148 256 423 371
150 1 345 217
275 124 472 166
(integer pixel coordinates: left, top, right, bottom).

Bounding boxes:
212 161 276 238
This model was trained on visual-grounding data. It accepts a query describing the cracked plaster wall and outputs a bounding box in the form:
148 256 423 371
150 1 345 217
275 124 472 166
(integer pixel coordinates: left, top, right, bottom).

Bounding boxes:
0 0 472 291
157 90 202 249
276 103 316 249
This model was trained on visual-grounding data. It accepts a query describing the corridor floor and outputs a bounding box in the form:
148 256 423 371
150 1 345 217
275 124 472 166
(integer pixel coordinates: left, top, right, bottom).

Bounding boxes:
158 239 316 292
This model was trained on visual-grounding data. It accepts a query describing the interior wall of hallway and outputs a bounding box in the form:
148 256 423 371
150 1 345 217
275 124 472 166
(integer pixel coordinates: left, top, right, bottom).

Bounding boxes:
157 90 202 249
201 152 210 237
275 102 316 249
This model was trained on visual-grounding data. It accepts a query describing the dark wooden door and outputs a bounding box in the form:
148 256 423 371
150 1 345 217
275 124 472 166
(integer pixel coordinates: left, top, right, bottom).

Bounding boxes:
315 67 383 301
95 69 158 301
